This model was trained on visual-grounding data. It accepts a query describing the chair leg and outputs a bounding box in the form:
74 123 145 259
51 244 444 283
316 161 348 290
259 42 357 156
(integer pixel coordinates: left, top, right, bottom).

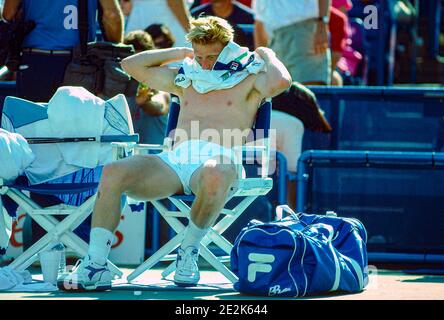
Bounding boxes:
126 232 183 282
160 259 177 279
199 245 238 283
5 190 123 277
9 230 57 271
147 196 257 284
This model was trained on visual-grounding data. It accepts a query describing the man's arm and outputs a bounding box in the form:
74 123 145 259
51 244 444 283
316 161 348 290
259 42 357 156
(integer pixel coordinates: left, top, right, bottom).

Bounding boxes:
253 20 269 48
2 0 21 21
121 47 194 95
314 0 331 54
98 0 124 43
253 47 292 98
167 0 191 33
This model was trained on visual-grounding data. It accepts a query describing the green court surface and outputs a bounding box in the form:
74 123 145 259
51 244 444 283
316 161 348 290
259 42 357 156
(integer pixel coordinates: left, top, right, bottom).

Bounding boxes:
0 264 443 301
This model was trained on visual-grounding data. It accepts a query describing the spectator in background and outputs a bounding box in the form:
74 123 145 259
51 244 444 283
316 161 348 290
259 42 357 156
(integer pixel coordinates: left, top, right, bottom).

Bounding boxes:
194 0 251 8
191 0 255 49
253 0 331 85
119 0 133 29
2 0 124 102
332 0 352 14
123 30 170 145
145 23 175 49
329 5 348 85
125 0 191 47
252 0 332 208
332 0 364 84
0 1 15 81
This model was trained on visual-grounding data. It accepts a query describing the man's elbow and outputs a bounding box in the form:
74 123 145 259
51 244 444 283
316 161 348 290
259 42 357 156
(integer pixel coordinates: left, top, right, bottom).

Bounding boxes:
280 75 292 91
120 58 131 75
101 10 123 42
272 75 292 95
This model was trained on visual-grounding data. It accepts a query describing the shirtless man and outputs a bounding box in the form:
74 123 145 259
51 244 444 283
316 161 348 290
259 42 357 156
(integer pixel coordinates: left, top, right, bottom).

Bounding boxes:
59 16 291 291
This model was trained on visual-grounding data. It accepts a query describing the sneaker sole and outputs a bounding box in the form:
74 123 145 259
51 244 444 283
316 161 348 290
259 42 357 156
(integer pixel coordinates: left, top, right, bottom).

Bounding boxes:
173 274 200 287
173 280 198 287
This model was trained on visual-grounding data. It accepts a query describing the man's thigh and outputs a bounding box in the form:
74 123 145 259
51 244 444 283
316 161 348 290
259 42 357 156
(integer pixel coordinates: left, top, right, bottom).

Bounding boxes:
116 154 184 200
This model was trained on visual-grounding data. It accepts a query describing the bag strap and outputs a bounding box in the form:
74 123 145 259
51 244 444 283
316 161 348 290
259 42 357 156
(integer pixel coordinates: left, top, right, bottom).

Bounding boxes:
275 205 300 221
78 0 89 57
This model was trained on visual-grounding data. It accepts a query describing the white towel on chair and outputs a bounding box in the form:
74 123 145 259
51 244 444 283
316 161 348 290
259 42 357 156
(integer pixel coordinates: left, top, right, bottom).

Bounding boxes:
0 266 32 291
0 204 13 255
47 86 105 168
174 41 265 94
0 128 35 181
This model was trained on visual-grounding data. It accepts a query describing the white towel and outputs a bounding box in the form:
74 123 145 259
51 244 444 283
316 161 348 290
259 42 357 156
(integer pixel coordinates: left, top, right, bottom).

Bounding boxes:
0 128 35 181
0 266 32 291
47 86 105 169
174 41 265 94
0 205 12 255
1 96 82 185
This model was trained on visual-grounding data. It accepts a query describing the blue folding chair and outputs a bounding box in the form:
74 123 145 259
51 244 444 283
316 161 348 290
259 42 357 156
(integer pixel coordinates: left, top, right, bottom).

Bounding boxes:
115 96 273 284
0 95 138 277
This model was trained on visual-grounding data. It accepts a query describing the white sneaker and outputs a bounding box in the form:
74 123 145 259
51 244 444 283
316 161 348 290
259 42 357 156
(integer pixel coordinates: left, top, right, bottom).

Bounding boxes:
173 246 200 287
57 255 112 292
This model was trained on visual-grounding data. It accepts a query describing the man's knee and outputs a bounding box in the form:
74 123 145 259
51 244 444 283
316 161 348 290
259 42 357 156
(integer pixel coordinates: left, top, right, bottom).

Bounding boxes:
198 164 237 197
100 161 133 190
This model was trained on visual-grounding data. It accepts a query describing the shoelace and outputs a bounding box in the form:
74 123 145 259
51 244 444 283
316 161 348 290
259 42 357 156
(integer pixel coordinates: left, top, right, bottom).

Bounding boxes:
180 250 198 272
69 259 83 273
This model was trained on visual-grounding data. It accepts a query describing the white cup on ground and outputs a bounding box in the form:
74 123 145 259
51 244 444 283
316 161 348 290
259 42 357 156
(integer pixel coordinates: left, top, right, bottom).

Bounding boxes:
39 250 61 285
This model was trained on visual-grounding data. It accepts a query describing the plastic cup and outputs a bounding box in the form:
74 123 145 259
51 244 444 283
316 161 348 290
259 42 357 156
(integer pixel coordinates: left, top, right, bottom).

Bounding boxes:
39 250 61 285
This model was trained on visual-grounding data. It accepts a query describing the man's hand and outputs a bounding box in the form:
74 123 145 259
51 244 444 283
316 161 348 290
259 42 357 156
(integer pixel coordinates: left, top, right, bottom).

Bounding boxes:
135 85 154 106
313 22 329 55
254 46 276 59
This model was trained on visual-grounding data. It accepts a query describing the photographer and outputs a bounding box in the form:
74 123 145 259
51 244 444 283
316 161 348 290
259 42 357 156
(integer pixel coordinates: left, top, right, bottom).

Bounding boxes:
1 0 124 102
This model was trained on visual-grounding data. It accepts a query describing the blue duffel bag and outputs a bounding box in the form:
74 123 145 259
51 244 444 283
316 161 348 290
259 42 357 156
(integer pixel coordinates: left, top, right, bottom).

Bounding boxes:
230 206 368 297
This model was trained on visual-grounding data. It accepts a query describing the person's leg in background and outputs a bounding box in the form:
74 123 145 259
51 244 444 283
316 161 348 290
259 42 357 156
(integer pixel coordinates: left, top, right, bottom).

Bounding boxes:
270 19 331 86
271 110 304 210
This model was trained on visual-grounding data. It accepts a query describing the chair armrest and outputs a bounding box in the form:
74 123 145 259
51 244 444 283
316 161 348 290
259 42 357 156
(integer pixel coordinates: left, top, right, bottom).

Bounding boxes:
133 144 167 151
233 141 271 179
111 141 172 159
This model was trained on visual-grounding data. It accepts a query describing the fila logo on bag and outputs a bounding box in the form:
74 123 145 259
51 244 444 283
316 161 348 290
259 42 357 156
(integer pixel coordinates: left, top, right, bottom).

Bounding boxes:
247 253 275 282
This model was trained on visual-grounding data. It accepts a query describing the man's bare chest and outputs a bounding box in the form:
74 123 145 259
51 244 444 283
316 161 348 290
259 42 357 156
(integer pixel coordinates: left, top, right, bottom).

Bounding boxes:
180 76 259 111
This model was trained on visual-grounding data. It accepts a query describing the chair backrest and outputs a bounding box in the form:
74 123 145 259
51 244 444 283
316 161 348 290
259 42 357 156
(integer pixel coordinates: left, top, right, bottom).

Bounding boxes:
165 95 271 142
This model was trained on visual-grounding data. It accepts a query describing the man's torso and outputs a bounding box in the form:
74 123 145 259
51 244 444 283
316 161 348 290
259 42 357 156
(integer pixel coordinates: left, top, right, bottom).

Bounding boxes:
174 74 262 147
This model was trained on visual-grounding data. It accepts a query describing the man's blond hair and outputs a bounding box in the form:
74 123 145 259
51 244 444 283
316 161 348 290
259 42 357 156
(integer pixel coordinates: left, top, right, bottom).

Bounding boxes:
186 16 234 45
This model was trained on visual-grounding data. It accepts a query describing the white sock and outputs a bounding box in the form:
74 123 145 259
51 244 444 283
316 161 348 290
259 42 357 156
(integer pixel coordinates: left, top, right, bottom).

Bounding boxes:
181 220 209 251
88 227 114 265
